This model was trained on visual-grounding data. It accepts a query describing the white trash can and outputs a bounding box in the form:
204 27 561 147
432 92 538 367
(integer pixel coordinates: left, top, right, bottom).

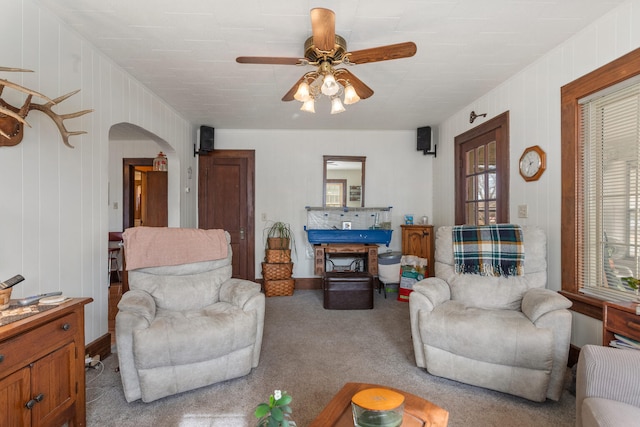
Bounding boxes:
378 251 402 293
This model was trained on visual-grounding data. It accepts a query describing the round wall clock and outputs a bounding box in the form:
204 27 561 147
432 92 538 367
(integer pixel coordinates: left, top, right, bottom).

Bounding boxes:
519 145 546 181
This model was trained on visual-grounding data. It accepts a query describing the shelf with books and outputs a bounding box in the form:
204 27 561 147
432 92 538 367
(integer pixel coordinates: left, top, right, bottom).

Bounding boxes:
603 301 640 347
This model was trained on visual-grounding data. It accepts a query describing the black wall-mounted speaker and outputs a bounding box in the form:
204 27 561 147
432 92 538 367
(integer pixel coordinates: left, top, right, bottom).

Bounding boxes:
417 126 437 156
199 125 215 152
417 126 431 152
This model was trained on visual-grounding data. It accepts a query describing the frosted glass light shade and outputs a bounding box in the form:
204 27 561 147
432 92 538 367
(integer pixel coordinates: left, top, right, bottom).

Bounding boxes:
330 97 346 114
343 84 360 105
321 73 340 96
300 98 316 113
294 82 311 102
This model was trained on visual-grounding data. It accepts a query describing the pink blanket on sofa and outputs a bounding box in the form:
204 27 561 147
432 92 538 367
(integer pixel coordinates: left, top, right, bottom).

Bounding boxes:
122 227 228 270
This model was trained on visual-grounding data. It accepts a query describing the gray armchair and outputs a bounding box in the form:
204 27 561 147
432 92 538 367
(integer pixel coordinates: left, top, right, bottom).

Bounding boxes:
116 228 265 403
409 225 572 402
576 344 640 427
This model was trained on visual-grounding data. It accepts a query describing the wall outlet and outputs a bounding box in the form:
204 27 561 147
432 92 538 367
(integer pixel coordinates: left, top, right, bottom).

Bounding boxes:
261 213 267 221
518 204 528 218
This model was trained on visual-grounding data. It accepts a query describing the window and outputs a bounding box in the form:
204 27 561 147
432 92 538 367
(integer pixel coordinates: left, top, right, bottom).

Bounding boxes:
455 112 509 225
561 47 640 318
325 179 346 207
580 82 640 301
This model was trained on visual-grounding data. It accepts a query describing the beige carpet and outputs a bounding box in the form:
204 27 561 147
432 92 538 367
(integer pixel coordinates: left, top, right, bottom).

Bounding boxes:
86 289 575 426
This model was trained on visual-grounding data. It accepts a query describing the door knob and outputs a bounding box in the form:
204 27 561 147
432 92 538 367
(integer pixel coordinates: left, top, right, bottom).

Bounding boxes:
240 227 245 240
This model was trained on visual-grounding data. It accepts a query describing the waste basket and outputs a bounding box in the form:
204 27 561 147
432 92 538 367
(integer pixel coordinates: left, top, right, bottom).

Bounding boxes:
378 251 402 294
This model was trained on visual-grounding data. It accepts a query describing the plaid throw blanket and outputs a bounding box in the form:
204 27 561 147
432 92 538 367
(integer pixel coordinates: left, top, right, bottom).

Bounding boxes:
452 224 524 277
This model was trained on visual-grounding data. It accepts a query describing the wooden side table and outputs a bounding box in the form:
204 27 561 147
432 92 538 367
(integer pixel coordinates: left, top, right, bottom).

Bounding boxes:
313 243 379 276
603 301 640 346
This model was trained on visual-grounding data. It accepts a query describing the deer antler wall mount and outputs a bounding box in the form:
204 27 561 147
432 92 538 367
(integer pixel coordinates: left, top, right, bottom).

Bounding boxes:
0 67 93 148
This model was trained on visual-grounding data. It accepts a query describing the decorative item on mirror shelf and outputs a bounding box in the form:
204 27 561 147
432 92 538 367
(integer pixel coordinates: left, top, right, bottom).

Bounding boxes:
255 390 296 427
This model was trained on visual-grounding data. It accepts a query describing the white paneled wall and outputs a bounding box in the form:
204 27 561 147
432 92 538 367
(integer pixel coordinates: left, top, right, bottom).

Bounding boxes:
212 129 434 279
0 0 195 343
433 0 640 346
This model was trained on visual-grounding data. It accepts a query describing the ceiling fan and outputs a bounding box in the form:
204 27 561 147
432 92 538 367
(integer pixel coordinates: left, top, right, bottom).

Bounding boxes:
236 8 417 114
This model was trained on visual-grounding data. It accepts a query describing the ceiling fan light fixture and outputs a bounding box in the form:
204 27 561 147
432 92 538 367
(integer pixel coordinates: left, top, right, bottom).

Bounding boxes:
330 97 346 114
301 98 316 113
294 81 311 102
343 83 360 105
321 73 340 96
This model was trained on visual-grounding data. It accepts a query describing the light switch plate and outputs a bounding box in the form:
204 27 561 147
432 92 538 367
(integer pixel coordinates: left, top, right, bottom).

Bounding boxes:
518 204 528 218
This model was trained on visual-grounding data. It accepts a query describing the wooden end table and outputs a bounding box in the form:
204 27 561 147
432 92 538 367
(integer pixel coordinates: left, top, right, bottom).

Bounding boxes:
310 382 449 427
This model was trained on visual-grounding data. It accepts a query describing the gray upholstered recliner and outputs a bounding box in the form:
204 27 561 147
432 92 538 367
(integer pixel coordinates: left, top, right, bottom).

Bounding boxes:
116 228 265 403
576 344 640 427
409 225 572 402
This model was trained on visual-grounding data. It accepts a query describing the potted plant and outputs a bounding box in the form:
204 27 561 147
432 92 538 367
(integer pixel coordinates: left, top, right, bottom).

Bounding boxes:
264 221 294 251
621 277 640 295
262 221 296 297
255 390 296 427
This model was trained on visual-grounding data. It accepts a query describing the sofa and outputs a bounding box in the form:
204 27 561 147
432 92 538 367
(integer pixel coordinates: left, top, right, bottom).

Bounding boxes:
116 227 265 403
576 344 640 426
409 225 572 402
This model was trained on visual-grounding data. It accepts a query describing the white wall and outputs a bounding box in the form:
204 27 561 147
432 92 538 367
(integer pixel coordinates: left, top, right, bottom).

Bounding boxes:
0 0 195 344
432 0 640 347
213 129 434 278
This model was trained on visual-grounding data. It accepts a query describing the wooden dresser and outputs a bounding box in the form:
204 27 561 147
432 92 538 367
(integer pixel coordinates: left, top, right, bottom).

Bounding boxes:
400 225 435 278
0 298 92 427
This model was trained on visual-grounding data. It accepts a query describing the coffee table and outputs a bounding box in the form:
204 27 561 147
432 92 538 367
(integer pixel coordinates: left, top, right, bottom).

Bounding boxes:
309 382 449 426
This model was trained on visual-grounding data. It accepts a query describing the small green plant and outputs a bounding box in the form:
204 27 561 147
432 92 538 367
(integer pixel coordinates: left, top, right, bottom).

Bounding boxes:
264 221 296 254
255 390 296 427
621 277 640 292
265 221 293 241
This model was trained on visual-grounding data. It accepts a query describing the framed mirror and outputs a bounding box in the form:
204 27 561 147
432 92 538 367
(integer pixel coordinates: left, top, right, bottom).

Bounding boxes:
323 155 366 207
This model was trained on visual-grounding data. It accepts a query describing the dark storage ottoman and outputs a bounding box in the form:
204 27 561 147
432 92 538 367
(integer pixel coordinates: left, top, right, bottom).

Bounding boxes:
323 272 373 310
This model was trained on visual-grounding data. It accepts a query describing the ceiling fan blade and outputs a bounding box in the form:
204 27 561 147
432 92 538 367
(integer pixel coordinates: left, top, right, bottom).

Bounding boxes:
347 42 417 65
282 75 308 102
236 56 302 65
334 69 374 99
311 8 336 52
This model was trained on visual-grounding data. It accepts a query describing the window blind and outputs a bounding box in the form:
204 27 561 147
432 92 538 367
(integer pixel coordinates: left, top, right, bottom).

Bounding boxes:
580 82 640 301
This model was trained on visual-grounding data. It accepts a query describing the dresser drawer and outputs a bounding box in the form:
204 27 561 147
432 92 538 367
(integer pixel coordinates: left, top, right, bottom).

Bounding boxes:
0 312 77 374
605 306 640 342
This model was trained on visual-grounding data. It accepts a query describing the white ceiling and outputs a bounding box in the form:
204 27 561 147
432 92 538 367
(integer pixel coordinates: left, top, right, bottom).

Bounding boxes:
37 0 626 131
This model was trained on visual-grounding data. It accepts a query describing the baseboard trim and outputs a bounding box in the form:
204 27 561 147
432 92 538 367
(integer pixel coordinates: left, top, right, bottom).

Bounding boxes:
86 333 112 361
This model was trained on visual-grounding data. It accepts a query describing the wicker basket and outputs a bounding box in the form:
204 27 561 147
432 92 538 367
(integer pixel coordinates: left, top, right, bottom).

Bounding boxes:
262 262 293 280
265 249 291 263
264 279 295 297
267 237 290 250
0 287 12 310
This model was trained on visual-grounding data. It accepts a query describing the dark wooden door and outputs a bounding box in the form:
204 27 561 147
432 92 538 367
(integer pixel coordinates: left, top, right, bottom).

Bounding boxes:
123 158 168 229
198 150 255 280
142 171 168 226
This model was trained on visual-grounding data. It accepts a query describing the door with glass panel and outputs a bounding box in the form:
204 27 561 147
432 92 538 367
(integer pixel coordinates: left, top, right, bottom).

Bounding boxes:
455 112 510 225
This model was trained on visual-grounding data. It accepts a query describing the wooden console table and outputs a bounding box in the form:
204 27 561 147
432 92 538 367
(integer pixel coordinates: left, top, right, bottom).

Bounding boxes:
314 243 379 276
0 298 92 427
